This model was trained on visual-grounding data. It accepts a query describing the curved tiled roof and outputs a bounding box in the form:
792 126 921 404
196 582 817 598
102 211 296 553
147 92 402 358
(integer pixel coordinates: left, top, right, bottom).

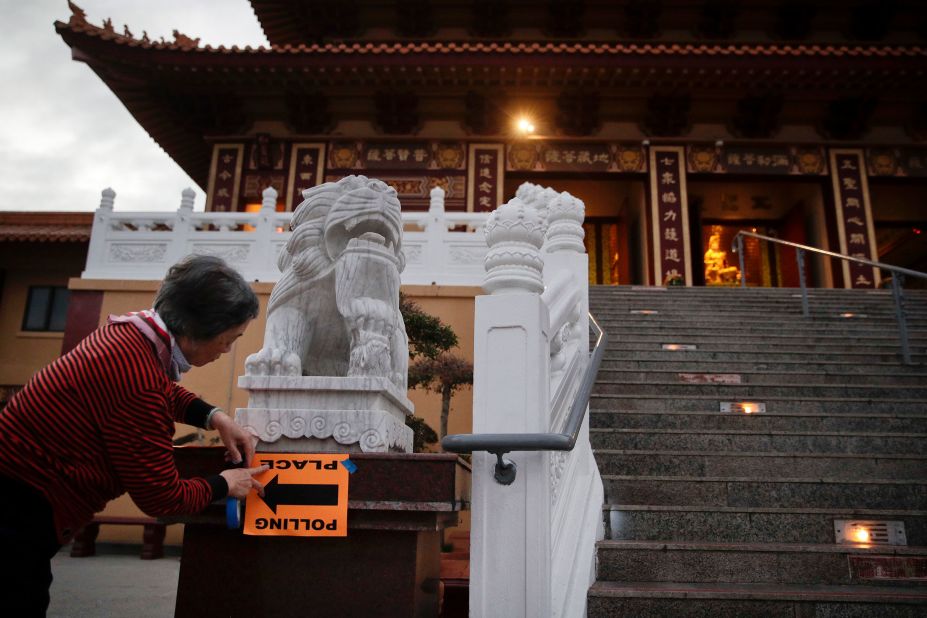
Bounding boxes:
55 18 927 60
0 212 93 243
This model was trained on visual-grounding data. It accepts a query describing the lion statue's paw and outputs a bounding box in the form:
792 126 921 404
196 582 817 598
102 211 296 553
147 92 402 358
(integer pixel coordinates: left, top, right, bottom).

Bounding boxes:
245 347 302 377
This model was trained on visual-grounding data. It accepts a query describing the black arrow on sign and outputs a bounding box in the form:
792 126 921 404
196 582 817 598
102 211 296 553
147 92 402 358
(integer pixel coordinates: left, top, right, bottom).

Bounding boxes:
258 475 339 514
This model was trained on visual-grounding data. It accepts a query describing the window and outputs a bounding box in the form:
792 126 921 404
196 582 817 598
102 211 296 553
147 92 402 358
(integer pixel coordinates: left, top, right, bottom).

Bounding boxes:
22 286 69 332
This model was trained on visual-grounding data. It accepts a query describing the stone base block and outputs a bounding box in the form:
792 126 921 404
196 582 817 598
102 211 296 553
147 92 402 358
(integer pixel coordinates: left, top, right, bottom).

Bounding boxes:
236 375 415 453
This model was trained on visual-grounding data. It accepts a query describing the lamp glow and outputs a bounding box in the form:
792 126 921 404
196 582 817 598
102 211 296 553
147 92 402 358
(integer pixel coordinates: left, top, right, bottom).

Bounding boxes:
852 527 871 543
516 117 536 134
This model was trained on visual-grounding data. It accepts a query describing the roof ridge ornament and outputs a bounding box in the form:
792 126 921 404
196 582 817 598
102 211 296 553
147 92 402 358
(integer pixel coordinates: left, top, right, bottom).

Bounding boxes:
172 29 201 50
67 1 87 26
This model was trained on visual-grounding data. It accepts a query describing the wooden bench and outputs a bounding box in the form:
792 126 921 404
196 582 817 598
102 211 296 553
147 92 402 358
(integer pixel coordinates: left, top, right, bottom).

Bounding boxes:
70 516 167 560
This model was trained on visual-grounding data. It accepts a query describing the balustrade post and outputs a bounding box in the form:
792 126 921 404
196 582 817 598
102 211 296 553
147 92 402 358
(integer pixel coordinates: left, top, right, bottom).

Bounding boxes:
544 191 589 376
250 186 279 281
167 188 196 265
471 197 550 617
543 191 604 617
423 186 446 282
82 188 116 278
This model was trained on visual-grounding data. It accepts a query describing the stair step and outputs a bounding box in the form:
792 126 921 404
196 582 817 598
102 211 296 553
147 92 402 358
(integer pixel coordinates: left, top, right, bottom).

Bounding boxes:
590 410 927 432
602 335 927 347
601 476 927 510
600 350 923 363
603 504 927 545
599 359 927 373
594 384 927 399
590 429 927 454
591 394 927 413
587 581 927 617
593 449 927 479
595 370 927 386
598 326 927 341
595 540 927 586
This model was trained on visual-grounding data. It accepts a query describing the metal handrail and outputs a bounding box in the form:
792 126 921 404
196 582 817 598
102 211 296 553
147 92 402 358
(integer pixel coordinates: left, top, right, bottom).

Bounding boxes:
731 230 927 364
441 313 607 485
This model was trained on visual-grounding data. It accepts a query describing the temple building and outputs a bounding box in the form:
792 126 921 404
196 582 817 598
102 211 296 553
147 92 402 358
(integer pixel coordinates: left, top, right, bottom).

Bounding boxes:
51 0 927 289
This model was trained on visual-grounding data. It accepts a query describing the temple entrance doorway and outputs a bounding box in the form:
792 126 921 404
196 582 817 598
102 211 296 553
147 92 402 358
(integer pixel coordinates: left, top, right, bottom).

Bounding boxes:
504 176 648 285
869 180 927 289
687 179 831 287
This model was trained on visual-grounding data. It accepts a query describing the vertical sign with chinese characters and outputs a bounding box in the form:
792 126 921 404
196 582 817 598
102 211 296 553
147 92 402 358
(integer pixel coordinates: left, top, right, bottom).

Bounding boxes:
286 143 326 211
467 144 504 212
649 147 692 286
829 149 880 289
206 144 244 212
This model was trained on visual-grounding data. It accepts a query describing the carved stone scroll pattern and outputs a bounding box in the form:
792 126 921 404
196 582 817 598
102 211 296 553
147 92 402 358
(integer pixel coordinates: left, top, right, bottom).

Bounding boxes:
449 245 487 265
246 410 412 453
550 450 569 505
403 244 424 265
192 244 251 263
108 243 167 263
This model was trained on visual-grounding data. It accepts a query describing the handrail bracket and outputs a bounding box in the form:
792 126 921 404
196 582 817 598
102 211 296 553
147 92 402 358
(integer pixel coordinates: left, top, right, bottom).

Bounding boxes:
491 451 517 485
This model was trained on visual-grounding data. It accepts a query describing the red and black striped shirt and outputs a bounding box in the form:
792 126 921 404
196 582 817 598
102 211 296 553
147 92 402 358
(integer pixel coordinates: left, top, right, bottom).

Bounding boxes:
0 322 227 543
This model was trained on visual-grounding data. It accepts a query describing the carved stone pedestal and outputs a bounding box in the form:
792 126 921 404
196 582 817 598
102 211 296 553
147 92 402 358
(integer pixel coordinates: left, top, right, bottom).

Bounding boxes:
169 447 468 618
237 375 414 453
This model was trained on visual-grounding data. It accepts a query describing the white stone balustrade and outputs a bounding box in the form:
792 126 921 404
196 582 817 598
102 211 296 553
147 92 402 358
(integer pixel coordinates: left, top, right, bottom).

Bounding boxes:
470 182 603 618
82 186 489 285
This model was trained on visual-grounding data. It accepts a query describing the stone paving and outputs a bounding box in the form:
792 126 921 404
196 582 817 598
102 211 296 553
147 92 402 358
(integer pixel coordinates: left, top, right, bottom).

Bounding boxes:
48 546 179 618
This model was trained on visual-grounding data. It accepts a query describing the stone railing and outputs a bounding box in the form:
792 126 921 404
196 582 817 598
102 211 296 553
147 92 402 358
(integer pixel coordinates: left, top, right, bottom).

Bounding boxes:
82 186 489 285
468 183 604 617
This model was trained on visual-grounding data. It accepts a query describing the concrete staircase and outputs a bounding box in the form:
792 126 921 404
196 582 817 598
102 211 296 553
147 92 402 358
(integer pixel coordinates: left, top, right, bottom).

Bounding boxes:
586 286 927 617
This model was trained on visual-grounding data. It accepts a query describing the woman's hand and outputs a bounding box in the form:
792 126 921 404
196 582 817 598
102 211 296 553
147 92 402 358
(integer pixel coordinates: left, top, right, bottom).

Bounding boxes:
220 465 269 499
210 410 258 466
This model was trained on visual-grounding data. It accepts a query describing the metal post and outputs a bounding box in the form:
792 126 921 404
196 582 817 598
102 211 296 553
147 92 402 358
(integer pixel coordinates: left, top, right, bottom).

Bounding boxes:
737 235 746 288
890 275 912 365
796 248 809 318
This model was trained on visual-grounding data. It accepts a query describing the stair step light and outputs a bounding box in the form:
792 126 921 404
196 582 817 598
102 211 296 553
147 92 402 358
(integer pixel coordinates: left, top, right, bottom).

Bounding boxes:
839 312 868 318
720 401 766 414
662 344 697 350
835 520 906 546
630 309 659 315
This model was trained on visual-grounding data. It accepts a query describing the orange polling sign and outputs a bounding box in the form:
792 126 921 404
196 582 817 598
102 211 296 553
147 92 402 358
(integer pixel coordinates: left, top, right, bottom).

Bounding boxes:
243 453 350 537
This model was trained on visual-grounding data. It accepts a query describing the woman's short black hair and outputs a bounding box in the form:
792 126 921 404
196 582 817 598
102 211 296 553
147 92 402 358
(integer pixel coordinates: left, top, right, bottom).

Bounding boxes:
154 255 259 341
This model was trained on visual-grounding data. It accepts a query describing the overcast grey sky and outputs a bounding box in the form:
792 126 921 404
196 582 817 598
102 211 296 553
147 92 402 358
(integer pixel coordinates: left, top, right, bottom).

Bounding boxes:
0 1 267 212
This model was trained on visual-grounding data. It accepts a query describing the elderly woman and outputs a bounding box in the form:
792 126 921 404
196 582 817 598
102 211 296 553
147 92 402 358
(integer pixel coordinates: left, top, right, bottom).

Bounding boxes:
0 255 267 616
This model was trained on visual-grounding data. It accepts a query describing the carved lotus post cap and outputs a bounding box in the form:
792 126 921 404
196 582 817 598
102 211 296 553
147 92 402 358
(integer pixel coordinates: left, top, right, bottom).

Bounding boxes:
182 187 196 199
261 186 278 200
98 187 116 211
548 191 586 222
515 181 539 202
429 186 445 199
484 196 545 249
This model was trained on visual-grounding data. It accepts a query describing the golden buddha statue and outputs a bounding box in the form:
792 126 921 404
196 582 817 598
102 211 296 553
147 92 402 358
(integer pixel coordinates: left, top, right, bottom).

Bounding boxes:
704 226 740 285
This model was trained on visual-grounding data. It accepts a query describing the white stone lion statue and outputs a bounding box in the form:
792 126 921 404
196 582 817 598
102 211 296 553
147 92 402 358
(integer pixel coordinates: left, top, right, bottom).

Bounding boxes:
246 175 408 391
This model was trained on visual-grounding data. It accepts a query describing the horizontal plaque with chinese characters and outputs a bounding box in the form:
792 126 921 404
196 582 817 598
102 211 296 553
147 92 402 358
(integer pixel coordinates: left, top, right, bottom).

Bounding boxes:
686 145 828 175
506 142 646 173
866 147 927 178
327 141 466 170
